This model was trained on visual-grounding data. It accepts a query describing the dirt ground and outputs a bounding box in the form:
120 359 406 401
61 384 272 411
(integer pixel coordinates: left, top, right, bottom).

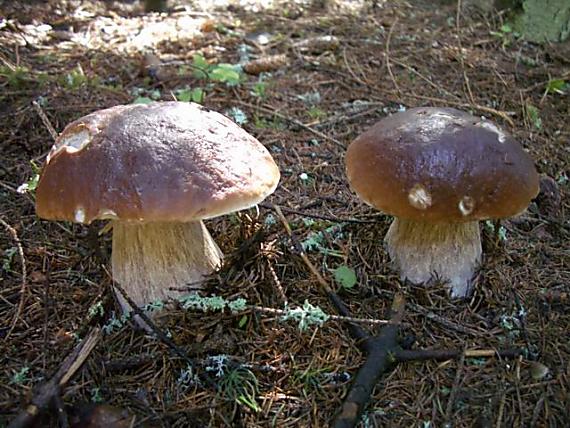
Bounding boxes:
0 0 568 427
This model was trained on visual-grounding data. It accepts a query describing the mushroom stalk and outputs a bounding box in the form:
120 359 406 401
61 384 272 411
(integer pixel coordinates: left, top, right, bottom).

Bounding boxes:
384 218 481 298
111 220 223 314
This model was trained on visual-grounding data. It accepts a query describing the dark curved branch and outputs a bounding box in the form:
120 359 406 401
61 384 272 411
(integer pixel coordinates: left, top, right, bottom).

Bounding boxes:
333 294 405 428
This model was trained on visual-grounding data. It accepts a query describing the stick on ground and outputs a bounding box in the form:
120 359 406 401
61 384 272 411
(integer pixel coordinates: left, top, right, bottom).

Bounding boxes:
9 328 102 428
333 293 405 428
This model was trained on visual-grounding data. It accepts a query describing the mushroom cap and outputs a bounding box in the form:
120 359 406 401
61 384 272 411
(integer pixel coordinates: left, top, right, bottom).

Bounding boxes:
36 102 280 224
345 107 539 222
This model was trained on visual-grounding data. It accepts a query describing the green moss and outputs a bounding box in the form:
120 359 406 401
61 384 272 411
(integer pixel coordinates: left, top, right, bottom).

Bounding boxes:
513 0 570 42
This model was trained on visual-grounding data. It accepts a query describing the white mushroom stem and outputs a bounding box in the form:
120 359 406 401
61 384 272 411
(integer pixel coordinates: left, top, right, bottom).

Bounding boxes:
111 220 223 316
384 218 482 298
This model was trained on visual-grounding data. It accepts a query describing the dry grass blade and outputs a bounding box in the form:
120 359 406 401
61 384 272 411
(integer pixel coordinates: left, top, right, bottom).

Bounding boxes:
1 217 27 340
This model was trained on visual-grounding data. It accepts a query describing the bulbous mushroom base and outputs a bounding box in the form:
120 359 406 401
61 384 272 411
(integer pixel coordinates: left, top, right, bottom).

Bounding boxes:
111 220 223 323
384 218 481 298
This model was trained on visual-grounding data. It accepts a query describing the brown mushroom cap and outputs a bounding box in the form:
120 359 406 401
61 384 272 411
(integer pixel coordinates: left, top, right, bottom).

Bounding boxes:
36 102 280 224
345 107 539 222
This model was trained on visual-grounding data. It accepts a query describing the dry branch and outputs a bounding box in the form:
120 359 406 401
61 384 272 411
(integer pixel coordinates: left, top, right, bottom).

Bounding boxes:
334 293 406 428
8 328 101 428
0 217 28 340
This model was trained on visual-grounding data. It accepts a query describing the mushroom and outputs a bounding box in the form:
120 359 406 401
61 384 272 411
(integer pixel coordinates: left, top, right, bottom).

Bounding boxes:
36 101 280 316
345 107 539 297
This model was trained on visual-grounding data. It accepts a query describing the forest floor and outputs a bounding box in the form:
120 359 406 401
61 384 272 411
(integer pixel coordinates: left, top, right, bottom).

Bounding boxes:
0 0 568 426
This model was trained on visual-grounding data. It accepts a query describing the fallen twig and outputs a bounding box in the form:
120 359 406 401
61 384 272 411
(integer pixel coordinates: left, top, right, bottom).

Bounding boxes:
110 279 197 369
1 217 28 340
385 18 401 96
234 100 346 148
259 203 379 224
251 304 395 326
406 93 515 127
31 99 58 142
8 328 102 428
444 345 466 424
333 295 525 428
395 348 524 362
334 293 406 428
273 204 370 341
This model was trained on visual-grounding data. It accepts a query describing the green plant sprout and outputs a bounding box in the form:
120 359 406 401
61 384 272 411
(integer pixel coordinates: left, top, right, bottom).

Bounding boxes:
333 265 357 289
90 387 104 403
132 96 153 104
526 104 542 130
2 247 17 272
301 222 346 256
63 64 97 89
545 78 567 96
489 23 519 47
308 106 327 120
16 161 41 195
10 367 30 385
202 355 261 411
131 86 161 104
251 78 268 98
253 114 284 130
484 221 507 242
175 87 205 103
0 64 25 87
87 301 105 319
191 53 243 86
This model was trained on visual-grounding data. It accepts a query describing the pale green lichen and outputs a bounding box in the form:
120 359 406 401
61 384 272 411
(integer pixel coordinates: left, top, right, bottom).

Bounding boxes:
281 300 330 331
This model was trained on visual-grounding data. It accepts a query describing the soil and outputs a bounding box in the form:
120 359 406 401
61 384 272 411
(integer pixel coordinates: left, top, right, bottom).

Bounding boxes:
0 0 568 427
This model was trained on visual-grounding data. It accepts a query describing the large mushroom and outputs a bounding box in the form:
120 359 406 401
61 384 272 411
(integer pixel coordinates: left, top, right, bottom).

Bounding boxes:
36 101 280 315
345 107 539 297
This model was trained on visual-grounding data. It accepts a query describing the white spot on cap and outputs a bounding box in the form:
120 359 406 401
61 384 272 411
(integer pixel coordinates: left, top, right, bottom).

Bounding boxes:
408 184 432 210
459 196 475 216
75 207 86 223
478 120 506 143
47 130 91 163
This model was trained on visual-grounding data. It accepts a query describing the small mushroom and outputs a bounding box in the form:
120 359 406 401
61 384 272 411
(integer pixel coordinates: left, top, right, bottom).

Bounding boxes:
36 102 280 318
345 107 539 297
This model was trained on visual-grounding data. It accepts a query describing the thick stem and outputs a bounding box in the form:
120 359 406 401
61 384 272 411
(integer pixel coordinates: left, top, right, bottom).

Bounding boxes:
111 220 223 315
384 218 481 298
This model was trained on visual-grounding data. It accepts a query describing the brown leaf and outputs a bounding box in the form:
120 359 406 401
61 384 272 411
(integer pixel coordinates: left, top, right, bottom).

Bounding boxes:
29 271 46 283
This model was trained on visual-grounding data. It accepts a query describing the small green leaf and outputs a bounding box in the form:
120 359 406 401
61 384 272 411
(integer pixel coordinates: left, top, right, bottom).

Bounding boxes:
308 106 326 120
333 265 357 289
251 81 267 98
132 96 153 104
3 247 17 271
191 87 204 103
238 315 248 328
17 164 40 195
209 64 242 85
192 53 210 79
526 104 542 130
10 367 30 385
176 89 192 102
546 79 567 95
